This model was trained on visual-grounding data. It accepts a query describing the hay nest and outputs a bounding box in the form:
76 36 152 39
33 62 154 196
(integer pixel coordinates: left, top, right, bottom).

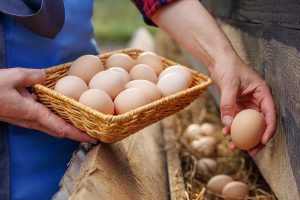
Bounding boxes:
168 92 277 200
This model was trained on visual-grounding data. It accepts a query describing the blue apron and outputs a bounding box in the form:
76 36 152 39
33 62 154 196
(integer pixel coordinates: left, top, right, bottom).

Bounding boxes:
1 0 98 199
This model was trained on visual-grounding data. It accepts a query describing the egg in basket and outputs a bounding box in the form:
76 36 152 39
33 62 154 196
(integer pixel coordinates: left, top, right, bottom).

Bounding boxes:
33 48 212 143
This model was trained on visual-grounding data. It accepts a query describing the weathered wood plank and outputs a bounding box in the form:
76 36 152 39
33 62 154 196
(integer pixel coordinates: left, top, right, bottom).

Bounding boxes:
202 0 300 30
162 117 187 200
68 123 169 200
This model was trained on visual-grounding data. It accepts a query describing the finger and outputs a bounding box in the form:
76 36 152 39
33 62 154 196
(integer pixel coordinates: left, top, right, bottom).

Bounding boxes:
11 68 46 88
31 93 38 101
260 87 276 144
4 116 96 144
221 127 230 136
19 88 35 101
236 99 259 112
5 117 53 136
33 123 97 144
220 80 239 127
248 143 265 157
228 141 237 151
23 99 97 143
1 117 36 128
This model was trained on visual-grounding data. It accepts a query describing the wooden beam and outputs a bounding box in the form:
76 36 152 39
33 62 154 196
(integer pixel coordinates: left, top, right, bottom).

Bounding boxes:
68 123 169 200
162 117 187 200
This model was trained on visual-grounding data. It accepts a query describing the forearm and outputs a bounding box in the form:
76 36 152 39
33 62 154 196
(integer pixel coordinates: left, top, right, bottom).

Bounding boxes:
151 0 236 70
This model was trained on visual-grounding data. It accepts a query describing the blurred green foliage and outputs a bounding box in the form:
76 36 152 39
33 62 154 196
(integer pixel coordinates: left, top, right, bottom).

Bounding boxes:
93 0 158 43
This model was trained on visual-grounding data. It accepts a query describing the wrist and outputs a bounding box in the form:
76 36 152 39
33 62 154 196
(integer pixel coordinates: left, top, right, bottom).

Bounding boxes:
208 47 242 73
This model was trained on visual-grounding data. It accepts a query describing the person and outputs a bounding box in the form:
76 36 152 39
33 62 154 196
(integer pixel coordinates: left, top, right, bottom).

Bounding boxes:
0 0 276 199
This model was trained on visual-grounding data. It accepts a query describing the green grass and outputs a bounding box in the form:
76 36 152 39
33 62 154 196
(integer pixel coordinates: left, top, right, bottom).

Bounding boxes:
93 0 158 43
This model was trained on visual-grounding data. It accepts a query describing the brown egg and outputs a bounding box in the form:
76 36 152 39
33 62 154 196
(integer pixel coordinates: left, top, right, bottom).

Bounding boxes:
114 88 151 115
105 53 136 72
130 64 158 83
125 80 161 101
196 158 217 174
191 136 217 156
191 137 217 156
158 65 193 87
108 67 131 83
157 73 189 96
230 109 266 150
89 71 124 99
136 52 163 75
68 55 104 83
79 89 114 115
222 181 249 200
200 122 216 136
207 175 234 194
54 76 88 101
184 124 203 143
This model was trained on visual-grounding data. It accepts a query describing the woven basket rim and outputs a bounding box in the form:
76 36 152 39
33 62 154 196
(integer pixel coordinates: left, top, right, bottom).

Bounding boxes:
33 48 212 122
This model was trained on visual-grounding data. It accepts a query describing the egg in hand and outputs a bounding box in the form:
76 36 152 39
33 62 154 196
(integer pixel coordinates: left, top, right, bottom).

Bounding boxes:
230 109 266 150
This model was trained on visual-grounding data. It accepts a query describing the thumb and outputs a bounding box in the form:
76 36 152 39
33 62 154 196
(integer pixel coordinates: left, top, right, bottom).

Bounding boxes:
12 68 46 88
220 82 238 127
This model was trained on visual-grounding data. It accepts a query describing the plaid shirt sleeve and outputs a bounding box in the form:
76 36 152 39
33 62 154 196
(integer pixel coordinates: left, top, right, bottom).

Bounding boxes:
131 0 177 25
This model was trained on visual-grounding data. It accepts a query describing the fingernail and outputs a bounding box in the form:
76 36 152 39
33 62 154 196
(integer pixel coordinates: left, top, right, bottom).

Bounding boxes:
222 115 233 127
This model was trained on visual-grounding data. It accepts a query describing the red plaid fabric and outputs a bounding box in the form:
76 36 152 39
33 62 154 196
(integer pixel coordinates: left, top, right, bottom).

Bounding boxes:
132 0 176 24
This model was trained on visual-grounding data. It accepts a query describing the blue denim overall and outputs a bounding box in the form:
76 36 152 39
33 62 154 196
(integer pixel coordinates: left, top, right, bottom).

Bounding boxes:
0 0 98 199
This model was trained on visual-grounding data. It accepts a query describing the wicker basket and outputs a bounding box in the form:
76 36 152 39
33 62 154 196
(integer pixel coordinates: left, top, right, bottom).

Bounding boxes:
33 48 212 143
